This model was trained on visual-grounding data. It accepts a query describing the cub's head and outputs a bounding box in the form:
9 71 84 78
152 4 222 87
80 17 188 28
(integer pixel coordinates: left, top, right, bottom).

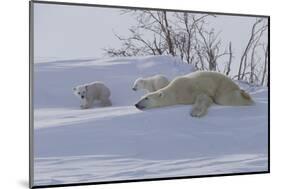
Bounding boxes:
73 85 88 100
132 78 144 91
135 90 168 110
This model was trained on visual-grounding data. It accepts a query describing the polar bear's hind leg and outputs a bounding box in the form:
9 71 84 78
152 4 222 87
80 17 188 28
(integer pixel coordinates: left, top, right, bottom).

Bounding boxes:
215 90 254 106
100 97 112 107
191 94 213 117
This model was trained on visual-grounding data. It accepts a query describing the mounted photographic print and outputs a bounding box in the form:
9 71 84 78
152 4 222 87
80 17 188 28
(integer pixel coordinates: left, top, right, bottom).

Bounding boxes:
29 0 270 188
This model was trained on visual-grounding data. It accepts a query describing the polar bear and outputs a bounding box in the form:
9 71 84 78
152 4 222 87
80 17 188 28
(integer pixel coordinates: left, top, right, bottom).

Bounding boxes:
132 74 169 93
73 82 112 109
135 71 253 117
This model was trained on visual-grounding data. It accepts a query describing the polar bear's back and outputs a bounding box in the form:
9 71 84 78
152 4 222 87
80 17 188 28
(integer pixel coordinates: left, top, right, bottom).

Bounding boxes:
178 71 238 89
150 74 169 87
166 71 240 101
189 71 240 94
86 81 111 99
142 74 169 92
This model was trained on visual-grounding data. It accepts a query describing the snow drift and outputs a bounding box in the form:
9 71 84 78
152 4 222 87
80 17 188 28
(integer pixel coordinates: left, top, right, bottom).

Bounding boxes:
33 55 268 186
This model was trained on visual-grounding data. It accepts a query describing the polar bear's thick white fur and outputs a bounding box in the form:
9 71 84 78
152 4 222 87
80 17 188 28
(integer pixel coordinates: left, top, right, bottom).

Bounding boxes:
135 71 254 117
132 74 169 93
73 82 112 109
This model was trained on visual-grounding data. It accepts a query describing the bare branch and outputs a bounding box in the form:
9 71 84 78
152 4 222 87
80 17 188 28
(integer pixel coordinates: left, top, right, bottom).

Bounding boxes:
225 42 232 76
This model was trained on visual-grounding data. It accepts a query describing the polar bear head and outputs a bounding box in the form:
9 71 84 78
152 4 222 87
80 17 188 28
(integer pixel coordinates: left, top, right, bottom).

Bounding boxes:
73 85 88 100
135 90 172 110
132 78 145 91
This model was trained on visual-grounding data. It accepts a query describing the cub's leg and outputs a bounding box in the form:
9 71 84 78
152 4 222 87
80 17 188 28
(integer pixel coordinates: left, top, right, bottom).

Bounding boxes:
100 97 112 107
80 100 90 109
80 97 93 109
191 94 213 117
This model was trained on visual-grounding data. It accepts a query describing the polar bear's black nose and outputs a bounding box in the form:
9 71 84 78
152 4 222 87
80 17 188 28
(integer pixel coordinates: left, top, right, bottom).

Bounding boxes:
132 88 136 91
135 104 144 109
81 96 84 99
135 104 144 110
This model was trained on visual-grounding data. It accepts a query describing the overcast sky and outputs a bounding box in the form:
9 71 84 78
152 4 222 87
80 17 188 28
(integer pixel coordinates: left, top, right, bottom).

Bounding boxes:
34 3 136 61
34 3 268 71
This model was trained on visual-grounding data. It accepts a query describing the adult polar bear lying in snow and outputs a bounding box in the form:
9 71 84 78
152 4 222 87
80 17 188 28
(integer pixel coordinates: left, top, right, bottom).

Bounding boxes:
132 74 169 93
73 82 112 109
135 71 253 117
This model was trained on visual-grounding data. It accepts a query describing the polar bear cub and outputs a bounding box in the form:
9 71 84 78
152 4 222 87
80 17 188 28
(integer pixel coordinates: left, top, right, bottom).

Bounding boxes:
135 71 254 117
73 82 112 109
132 74 169 93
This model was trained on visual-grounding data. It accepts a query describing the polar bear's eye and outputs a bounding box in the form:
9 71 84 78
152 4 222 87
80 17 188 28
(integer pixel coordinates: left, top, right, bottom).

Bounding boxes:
78 92 80 95
145 97 148 100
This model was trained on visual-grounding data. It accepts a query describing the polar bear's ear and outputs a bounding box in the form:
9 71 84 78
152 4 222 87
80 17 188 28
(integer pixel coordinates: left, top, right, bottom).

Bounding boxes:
85 85 88 91
158 91 164 97
73 87 76 91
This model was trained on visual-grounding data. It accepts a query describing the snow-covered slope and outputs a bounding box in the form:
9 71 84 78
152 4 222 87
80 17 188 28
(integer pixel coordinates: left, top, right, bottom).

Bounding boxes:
34 55 193 108
33 55 268 186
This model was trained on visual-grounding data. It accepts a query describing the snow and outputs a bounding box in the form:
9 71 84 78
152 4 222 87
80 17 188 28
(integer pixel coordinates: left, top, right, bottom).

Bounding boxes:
33 55 268 186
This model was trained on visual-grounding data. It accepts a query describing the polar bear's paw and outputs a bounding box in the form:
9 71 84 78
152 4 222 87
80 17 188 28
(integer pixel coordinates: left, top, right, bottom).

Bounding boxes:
80 104 90 109
190 107 207 117
190 94 213 117
101 100 112 107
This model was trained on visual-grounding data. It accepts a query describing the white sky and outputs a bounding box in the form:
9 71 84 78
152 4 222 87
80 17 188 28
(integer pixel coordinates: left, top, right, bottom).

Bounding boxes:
34 3 268 75
34 3 136 60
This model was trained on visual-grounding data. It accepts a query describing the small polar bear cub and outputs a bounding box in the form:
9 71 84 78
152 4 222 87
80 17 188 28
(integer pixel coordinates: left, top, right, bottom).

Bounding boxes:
73 82 112 109
132 74 169 93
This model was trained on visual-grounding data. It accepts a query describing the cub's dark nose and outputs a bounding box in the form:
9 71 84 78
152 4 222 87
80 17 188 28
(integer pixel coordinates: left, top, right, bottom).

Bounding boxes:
132 88 136 91
135 104 139 108
81 96 84 99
